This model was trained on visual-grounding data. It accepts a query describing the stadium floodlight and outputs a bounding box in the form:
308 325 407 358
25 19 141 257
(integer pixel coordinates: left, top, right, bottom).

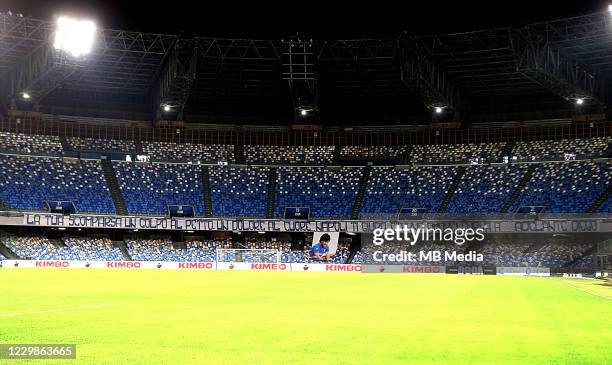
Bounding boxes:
576 98 584 105
163 105 171 112
434 106 443 113
22 92 30 100
54 16 96 57
300 109 308 116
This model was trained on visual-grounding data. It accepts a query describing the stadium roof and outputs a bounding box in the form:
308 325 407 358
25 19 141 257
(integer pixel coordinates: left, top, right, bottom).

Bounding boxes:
2 6 612 125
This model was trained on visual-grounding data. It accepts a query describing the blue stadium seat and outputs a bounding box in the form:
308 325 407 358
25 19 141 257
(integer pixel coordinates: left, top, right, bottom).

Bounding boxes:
114 161 205 215
245 145 335 164
142 142 234 163
339 146 407 160
68 137 135 153
360 166 457 215
4 236 123 261
0 132 63 154
0 155 116 213
274 166 363 218
509 161 611 213
411 143 505 163
127 239 230 262
512 137 610 161
446 164 527 215
209 166 269 217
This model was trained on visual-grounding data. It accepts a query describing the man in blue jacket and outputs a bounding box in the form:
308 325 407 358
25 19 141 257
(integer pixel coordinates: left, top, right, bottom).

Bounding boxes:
309 233 334 261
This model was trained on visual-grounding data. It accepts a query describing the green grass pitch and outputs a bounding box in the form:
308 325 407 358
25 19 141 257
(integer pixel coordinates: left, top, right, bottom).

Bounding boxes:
0 269 610 364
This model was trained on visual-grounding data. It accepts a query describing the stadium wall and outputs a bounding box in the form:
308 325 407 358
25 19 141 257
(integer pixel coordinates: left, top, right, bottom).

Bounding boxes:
1 260 554 276
1 260 362 272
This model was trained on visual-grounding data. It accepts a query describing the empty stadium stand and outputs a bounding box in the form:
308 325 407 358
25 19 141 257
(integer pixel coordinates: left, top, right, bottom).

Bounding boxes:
353 240 596 268
0 132 63 154
411 143 505 163
142 142 234 163
446 165 528 215
274 166 363 218
209 166 269 217
68 137 136 153
0 133 608 216
0 154 116 213
339 146 407 161
114 161 205 215
246 145 335 164
508 160 611 213
360 166 458 216
3 236 123 261
511 137 610 161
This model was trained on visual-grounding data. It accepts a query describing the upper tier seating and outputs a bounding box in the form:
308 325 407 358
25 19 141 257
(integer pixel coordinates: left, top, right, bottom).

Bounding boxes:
68 137 135 153
512 137 610 160
209 166 269 217
446 164 528 215
509 161 611 213
274 166 363 218
61 237 124 261
360 166 457 215
0 155 115 213
411 142 505 163
339 146 407 159
0 132 63 154
245 145 335 164
353 241 468 265
142 142 234 163
114 162 204 215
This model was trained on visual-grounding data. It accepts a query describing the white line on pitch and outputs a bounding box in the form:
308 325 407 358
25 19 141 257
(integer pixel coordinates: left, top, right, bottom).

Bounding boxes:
563 283 611 301
0 303 118 318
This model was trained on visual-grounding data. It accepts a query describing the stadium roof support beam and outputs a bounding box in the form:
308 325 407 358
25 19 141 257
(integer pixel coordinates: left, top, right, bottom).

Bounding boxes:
283 37 318 122
3 44 81 110
399 35 468 117
197 38 282 60
510 26 608 108
153 38 198 120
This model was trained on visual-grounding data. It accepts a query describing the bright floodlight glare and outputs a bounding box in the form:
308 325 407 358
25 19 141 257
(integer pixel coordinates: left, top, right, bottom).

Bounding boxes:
22 92 30 100
300 109 308 116
163 105 171 112
609 4 612 12
576 98 584 105
435 107 443 113
54 16 96 57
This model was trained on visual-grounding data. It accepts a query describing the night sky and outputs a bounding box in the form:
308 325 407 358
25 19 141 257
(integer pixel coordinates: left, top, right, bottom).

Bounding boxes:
3 0 607 39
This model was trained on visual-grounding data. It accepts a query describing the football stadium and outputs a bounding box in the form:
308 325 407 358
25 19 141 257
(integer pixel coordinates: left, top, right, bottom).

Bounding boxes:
0 1 611 364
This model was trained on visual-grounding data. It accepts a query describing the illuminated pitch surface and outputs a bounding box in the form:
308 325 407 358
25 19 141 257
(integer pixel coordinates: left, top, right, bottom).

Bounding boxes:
0 270 609 364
